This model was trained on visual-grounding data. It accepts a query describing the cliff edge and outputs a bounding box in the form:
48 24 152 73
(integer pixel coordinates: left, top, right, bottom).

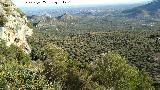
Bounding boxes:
0 0 33 53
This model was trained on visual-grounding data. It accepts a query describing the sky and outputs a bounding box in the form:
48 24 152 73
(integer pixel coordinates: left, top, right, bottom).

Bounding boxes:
12 0 152 7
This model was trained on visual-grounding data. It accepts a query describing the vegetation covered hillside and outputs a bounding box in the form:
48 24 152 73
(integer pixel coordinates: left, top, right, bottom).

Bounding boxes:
0 40 154 89
123 0 160 18
27 14 160 89
1 0 160 89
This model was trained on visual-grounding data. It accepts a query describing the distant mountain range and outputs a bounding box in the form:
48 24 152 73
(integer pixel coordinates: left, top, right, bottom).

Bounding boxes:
123 0 160 18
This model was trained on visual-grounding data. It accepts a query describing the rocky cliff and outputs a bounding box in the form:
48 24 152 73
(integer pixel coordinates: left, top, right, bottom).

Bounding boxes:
0 0 33 53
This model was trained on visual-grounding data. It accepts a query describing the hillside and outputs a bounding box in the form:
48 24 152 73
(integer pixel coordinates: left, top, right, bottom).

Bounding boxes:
0 0 33 53
123 0 160 17
1 0 160 89
28 14 57 28
57 13 78 21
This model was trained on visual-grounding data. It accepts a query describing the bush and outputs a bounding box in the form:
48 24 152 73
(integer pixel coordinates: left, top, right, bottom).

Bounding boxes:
4 7 11 15
0 15 7 27
42 43 92 89
16 8 25 18
0 41 55 89
0 60 54 89
2 44 30 65
92 52 154 90
27 21 34 29
43 43 68 83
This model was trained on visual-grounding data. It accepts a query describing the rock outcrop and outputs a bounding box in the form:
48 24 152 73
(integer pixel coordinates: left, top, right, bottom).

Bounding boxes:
28 14 57 28
0 0 33 53
57 13 78 21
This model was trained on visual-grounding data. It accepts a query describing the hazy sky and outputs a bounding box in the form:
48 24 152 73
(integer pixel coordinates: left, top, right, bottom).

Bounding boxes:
12 0 152 7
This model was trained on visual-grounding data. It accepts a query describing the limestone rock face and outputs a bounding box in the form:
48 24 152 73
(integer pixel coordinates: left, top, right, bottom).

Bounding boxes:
0 0 33 53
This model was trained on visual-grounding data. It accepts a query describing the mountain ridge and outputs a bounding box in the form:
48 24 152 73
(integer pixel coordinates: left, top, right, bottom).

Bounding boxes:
123 0 160 17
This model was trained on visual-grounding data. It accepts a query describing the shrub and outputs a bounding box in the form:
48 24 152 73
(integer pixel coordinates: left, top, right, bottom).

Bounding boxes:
4 7 11 15
2 44 30 65
0 60 54 89
92 52 154 90
16 8 25 18
27 21 34 28
43 43 68 83
0 15 7 27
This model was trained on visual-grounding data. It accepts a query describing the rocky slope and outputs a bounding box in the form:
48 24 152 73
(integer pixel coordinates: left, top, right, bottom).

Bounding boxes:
28 13 79 29
123 0 160 18
28 14 57 28
57 13 78 21
0 0 33 53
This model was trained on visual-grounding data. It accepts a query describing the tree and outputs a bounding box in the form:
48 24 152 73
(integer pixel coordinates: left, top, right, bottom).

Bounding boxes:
92 52 154 90
43 43 68 84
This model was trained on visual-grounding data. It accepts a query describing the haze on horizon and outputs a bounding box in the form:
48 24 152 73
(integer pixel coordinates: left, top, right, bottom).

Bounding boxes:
12 0 152 7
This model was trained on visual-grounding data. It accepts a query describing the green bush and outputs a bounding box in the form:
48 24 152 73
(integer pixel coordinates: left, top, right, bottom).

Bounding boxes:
0 41 55 89
92 52 154 90
2 44 30 65
27 21 34 28
16 8 25 18
4 7 11 15
0 60 54 89
2 3 10 7
43 43 68 83
0 15 7 27
42 43 90 89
